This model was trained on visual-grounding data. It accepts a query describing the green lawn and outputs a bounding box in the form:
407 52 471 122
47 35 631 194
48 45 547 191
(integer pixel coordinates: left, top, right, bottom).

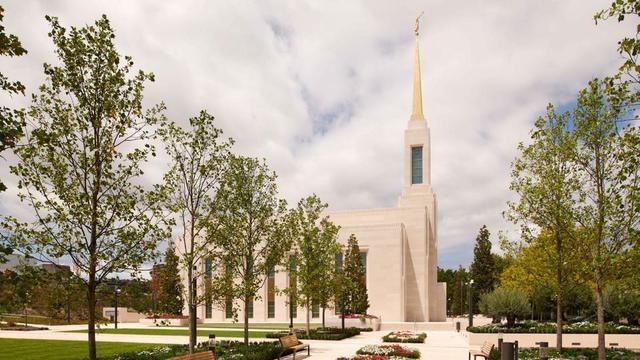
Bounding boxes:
68 328 272 338
0 338 162 360
196 322 320 330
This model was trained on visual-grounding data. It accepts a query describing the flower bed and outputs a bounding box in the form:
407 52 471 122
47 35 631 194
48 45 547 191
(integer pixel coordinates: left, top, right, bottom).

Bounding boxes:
467 320 640 334
356 344 421 359
518 347 640 360
98 341 282 360
265 327 361 340
382 331 427 343
337 356 414 360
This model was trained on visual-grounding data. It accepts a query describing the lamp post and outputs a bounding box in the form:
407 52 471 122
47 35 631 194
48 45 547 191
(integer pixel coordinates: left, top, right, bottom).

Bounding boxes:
459 278 464 316
468 279 474 328
289 295 294 334
24 290 30 328
114 288 121 329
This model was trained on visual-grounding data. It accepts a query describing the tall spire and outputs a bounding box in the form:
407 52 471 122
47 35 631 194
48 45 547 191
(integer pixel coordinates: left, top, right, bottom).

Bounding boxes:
411 12 424 121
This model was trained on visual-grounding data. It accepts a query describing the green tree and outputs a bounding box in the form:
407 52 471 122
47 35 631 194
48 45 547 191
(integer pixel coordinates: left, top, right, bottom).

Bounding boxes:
437 267 456 315
342 234 369 314
571 80 640 360
604 282 640 325
157 245 184 315
287 194 341 335
478 287 530 328
159 110 232 352
469 225 496 309
119 278 153 315
0 5 27 193
451 266 468 316
208 156 289 345
506 105 584 350
0 15 168 360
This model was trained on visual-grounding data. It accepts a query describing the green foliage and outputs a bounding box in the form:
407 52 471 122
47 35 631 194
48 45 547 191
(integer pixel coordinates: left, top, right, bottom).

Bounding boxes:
214 340 282 360
519 347 640 360
0 15 169 360
437 267 456 314
468 320 640 334
156 246 183 315
470 225 496 308
604 282 640 325
117 278 153 315
341 234 369 315
356 344 421 359
208 156 290 344
159 109 232 350
286 194 341 333
0 5 27 193
450 266 468 316
478 287 529 327
96 344 193 360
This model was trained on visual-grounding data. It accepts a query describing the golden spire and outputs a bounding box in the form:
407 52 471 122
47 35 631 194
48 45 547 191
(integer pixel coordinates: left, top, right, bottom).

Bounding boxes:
411 12 425 121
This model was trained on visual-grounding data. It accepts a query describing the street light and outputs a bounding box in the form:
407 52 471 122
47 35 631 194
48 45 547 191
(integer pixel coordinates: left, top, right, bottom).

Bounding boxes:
468 279 474 328
289 297 294 334
114 288 121 329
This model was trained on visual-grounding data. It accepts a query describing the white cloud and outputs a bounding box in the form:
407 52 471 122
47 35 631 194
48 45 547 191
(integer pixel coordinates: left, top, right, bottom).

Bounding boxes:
0 0 633 269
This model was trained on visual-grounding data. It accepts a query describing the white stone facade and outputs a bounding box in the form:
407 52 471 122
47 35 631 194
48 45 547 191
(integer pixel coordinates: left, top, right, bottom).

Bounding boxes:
187 27 446 324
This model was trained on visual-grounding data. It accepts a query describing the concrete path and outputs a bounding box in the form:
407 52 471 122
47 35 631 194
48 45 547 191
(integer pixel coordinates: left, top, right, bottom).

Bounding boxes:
0 323 471 359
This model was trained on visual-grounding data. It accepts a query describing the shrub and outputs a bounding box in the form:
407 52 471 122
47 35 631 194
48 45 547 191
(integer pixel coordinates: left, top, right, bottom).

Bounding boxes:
265 327 361 340
518 347 640 360
98 341 282 360
214 340 281 360
97 345 190 359
478 287 529 327
604 284 640 326
467 320 640 334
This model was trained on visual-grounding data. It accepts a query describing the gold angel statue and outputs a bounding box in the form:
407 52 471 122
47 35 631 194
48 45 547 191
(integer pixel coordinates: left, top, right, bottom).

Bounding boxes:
415 11 424 36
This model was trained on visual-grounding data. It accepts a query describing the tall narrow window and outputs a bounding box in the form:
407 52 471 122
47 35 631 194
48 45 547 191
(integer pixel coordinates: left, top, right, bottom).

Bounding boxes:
360 251 367 284
411 146 423 184
267 267 275 318
205 258 213 319
247 298 254 319
289 255 297 319
312 301 320 318
335 253 343 272
225 262 233 319
225 297 233 319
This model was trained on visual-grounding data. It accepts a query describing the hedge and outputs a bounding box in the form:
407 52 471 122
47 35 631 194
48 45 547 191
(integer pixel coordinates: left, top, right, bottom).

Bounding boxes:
265 327 362 340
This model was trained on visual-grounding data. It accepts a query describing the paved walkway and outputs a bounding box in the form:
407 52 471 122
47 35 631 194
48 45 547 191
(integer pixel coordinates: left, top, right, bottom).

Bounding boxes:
0 323 471 359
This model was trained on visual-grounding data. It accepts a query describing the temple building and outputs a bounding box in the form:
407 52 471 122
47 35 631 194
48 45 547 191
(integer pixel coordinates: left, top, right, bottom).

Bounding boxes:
191 20 446 324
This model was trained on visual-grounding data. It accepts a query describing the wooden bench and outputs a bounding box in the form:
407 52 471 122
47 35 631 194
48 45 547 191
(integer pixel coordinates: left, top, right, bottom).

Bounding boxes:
169 350 215 360
468 341 494 360
279 334 310 359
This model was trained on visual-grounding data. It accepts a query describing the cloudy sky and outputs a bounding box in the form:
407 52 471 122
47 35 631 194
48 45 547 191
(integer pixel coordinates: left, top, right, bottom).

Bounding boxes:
0 1 633 269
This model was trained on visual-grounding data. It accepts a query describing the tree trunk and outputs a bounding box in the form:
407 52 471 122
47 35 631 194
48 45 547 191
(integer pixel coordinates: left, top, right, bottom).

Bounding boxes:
306 299 310 337
243 298 249 345
322 307 325 329
341 302 345 332
67 294 71 324
188 267 196 354
556 295 563 351
87 281 97 360
556 230 563 351
595 278 606 360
